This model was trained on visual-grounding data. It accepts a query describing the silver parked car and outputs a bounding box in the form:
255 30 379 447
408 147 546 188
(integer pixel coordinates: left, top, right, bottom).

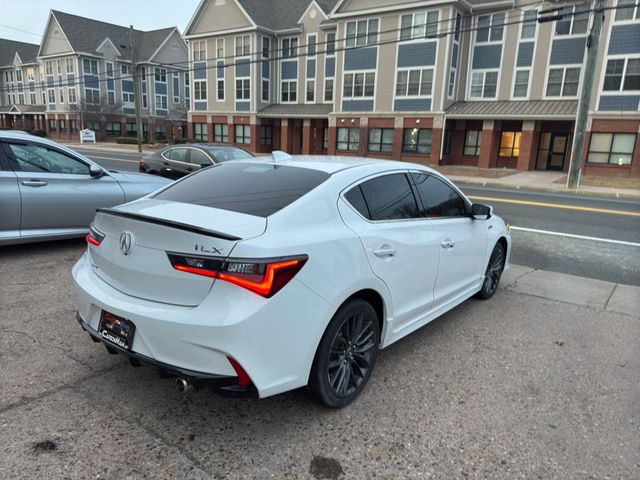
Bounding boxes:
0 131 171 246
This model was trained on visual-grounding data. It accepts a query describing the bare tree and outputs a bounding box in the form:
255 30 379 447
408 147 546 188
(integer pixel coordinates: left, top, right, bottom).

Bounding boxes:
165 103 188 143
69 97 123 140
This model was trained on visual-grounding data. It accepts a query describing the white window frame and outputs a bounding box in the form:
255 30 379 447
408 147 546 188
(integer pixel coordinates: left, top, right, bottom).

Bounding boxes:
192 40 207 62
554 5 590 38
235 34 251 57
261 36 270 103
601 55 640 95
65 58 75 74
345 18 379 47
325 32 336 57
468 70 499 99
306 79 315 103
68 86 77 104
216 38 225 58
544 65 582 98
447 11 462 100
511 68 531 99
217 78 225 102
173 72 180 103
123 91 135 105
519 9 538 40
281 36 299 59
394 67 434 99
399 10 440 42
342 70 376 99
280 80 297 103
194 80 207 101
613 0 640 23
307 33 317 57
475 12 506 44
323 78 334 104
235 77 250 101
155 94 168 110
154 68 167 83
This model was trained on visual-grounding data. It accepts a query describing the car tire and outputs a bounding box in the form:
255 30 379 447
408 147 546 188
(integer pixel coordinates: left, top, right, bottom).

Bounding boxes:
308 298 380 408
475 241 506 300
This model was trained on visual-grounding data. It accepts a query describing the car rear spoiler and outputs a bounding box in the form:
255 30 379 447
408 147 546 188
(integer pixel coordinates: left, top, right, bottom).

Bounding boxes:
96 208 242 241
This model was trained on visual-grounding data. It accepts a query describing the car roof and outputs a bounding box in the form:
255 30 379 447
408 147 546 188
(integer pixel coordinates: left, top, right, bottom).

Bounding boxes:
165 143 246 150
237 154 437 175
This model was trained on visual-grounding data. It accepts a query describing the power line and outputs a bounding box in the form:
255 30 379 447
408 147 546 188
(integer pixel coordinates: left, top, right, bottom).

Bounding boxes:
0 3 629 96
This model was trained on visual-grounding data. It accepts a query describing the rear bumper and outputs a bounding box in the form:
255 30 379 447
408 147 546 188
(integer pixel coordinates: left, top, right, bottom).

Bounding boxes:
74 311 256 396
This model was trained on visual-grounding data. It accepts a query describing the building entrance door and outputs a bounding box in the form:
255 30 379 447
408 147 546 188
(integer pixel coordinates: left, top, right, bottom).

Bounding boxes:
536 132 570 171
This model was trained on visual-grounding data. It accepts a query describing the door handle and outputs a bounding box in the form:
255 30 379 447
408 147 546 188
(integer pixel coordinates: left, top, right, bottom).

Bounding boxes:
440 239 455 250
22 180 48 187
373 246 396 258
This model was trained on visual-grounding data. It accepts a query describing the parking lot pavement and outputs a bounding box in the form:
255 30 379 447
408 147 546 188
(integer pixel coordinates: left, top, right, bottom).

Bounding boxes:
1 241 639 479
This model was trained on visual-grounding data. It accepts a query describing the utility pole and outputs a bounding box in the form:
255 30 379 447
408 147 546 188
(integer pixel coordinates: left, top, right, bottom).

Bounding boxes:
129 25 143 153
566 0 606 191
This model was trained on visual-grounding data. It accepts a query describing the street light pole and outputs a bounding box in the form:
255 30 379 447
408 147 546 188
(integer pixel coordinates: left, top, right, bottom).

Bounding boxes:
566 0 606 191
129 25 143 154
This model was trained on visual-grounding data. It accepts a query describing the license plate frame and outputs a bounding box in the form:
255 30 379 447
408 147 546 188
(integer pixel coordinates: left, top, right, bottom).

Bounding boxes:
99 311 136 351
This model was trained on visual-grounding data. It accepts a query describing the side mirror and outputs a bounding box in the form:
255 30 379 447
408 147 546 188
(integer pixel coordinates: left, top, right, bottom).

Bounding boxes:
89 165 104 178
471 203 492 220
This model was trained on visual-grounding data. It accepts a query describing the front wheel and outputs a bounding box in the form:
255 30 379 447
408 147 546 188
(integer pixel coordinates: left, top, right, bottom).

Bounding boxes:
308 299 380 408
476 242 506 300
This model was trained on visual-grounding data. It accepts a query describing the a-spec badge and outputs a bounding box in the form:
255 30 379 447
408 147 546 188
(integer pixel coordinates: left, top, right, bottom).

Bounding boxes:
119 232 134 255
195 244 223 255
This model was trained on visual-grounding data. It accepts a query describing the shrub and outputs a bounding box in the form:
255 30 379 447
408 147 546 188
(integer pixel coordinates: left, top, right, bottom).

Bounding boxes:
115 137 139 144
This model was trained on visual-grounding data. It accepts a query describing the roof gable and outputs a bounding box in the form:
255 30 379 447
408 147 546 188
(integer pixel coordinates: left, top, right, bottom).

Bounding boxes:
0 38 40 67
185 0 254 37
38 14 73 56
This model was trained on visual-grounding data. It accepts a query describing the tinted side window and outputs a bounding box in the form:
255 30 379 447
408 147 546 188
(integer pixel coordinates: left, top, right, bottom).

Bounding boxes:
154 163 330 217
189 149 212 165
359 173 419 221
344 185 370 219
210 148 254 163
169 148 189 163
8 143 89 175
412 173 468 218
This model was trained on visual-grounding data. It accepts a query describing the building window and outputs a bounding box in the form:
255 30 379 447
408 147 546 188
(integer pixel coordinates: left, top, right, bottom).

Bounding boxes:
306 80 315 102
400 11 439 40
262 37 270 58
260 125 273 145
235 124 250 144
16 70 23 82
476 12 505 43
48 89 55 104
603 58 640 91
345 19 378 47
65 58 75 73
555 5 589 35
59 120 66 133
513 69 530 97
85 89 99 104
48 119 57 132
546 67 580 97
155 94 168 110
282 37 298 58
123 92 134 104
521 10 538 39
235 35 250 56
499 131 521 157
154 68 167 83
126 123 137 136
443 130 453 155
470 71 498 98
402 128 432 154
217 80 225 100
615 0 640 21
193 80 207 101
337 127 360 151
448 70 457 98
324 79 334 102
587 133 635 165
173 72 180 103
368 128 394 153
82 59 98 75
106 122 121 136
307 34 317 56
343 72 375 98
323 127 329 150
216 38 224 58
235 78 250 100
395 68 433 97
326 32 336 55
193 40 206 61
30 92 36 105
58 89 64 103
71 120 78 133
121 64 131 76
214 123 228 142
281 80 297 102
194 123 207 141
262 79 269 102
464 131 482 156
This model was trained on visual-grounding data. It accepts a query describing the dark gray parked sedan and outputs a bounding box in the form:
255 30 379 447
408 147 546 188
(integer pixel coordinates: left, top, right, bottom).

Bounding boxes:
0 131 170 246
139 144 254 179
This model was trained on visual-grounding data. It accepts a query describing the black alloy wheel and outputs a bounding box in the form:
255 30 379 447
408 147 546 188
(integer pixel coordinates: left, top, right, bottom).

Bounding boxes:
476 242 506 300
308 299 379 408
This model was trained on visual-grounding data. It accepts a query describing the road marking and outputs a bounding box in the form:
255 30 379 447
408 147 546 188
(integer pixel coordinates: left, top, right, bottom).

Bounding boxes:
462 185 639 205
469 195 640 217
510 226 640 247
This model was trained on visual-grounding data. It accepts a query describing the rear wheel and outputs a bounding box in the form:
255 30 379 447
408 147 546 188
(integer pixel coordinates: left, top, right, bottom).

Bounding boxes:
476 242 506 300
308 299 379 408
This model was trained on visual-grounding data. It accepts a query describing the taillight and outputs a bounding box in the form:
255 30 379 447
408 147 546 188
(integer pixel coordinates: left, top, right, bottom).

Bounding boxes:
86 224 105 246
168 254 307 298
227 356 250 387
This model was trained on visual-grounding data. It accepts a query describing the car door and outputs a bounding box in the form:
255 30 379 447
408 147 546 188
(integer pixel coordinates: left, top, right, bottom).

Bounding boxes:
340 172 440 337
0 144 21 241
411 173 487 307
4 140 124 234
164 147 191 178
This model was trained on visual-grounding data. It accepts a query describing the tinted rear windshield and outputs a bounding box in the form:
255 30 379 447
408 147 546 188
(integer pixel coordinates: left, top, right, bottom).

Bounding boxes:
153 162 330 217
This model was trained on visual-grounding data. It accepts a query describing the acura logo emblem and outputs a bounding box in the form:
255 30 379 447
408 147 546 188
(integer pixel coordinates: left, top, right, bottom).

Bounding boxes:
119 232 134 255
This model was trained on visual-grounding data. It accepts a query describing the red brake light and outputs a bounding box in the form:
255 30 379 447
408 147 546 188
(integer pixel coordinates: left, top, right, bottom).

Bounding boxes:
86 225 105 246
168 254 307 298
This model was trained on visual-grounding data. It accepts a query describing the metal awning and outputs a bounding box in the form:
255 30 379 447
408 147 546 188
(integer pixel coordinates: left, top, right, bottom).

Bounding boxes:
258 104 333 119
446 100 578 120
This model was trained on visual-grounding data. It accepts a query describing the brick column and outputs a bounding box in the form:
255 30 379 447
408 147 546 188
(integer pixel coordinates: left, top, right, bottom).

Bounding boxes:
187 122 194 139
280 119 290 152
517 120 537 171
45 116 51 137
302 119 312 154
327 126 337 155
250 123 259 153
478 120 498 169
430 127 442 165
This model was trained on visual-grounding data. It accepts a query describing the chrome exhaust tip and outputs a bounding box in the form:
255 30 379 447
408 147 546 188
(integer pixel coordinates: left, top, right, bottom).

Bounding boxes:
175 378 193 393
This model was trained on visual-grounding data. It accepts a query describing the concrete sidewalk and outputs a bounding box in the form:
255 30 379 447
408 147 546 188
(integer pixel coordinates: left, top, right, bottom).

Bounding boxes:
501 264 639 317
60 140 157 155
443 169 640 199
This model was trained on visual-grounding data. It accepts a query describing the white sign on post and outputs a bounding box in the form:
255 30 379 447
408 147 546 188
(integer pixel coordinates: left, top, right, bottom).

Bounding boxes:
80 129 96 144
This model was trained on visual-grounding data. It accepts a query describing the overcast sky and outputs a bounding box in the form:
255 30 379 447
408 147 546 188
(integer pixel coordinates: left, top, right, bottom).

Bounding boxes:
0 0 201 44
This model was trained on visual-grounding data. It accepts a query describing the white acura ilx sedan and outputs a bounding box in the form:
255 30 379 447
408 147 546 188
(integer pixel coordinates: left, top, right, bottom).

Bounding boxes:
72 154 510 407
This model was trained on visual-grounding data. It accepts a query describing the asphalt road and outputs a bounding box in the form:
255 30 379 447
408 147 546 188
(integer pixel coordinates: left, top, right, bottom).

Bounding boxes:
1 241 638 479
76 147 640 286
